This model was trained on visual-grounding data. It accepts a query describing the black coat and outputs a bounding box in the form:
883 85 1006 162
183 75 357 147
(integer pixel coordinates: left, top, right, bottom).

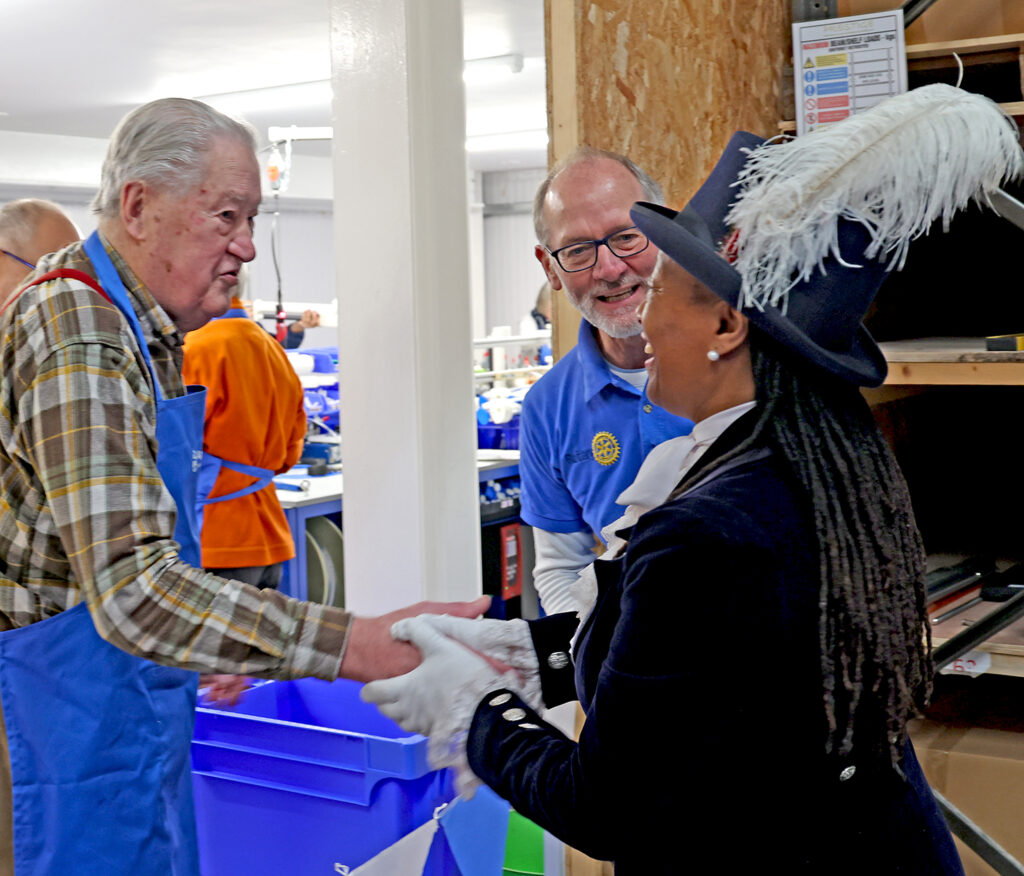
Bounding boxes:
468 426 963 874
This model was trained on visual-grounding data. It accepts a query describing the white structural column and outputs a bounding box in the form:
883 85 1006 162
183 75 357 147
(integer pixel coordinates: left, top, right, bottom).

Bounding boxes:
329 0 482 613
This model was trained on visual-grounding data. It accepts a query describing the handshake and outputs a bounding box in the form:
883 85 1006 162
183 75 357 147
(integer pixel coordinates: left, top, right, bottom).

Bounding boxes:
361 614 545 794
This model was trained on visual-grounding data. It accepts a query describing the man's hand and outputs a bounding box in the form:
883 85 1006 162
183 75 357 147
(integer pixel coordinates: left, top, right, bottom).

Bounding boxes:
339 595 491 683
360 616 504 736
290 309 321 333
199 674 252 707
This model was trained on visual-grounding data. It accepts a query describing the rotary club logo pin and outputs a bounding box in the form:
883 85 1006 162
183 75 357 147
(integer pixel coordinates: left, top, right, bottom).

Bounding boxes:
591 431 621 466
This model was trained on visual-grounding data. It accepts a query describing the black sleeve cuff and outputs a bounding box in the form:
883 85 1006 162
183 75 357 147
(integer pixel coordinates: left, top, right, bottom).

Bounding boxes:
467 688 549 780
527 612 579 708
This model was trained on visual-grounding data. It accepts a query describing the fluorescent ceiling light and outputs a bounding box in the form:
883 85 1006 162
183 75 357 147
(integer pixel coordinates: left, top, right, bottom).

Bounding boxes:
466 129 547 153
268 126 333 142
463 52 524 85
197 80 332 117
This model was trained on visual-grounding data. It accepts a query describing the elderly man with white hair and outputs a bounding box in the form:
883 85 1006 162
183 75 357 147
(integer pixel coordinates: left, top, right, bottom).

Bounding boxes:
0 97 486 876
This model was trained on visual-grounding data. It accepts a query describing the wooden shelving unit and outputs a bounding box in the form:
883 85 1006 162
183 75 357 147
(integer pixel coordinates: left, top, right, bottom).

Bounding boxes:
779 32 1024 133
865 339 1024 679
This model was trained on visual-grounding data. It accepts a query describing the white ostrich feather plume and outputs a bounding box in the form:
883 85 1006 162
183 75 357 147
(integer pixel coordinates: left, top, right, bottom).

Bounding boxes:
726 84 1024 311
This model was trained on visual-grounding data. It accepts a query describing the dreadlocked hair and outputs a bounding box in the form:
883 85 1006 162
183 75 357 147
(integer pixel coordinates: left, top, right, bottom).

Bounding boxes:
675 329 932 768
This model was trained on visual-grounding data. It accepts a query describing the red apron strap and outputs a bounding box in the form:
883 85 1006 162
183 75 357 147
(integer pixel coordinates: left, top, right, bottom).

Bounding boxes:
1 268 111 317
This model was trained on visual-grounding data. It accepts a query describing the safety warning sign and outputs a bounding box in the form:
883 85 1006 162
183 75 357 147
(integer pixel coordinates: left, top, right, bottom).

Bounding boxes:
792 9 907 136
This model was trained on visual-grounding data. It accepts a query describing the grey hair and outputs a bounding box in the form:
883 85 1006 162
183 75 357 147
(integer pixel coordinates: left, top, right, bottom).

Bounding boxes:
0 199 69 250
91 97 258 219
533 146 663 246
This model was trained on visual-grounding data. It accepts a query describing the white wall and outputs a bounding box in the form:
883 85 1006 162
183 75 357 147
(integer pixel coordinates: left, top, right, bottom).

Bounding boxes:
480 166 547 335
249 151 336 351
249 198 337 350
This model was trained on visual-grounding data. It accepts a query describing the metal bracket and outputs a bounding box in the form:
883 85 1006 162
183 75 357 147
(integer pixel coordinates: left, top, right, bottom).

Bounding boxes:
902 0 944 28
791 0 837 23
933 586 1024 671
989 188 1024 235
934 790 1024 876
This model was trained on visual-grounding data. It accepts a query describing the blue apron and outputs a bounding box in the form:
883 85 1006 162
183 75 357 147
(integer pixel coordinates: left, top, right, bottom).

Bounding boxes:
0 231 207 875
192 308 275 532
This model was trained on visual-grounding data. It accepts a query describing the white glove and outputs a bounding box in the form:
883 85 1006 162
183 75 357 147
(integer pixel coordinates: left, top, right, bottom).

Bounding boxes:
361 615 522 796
419 615 543 710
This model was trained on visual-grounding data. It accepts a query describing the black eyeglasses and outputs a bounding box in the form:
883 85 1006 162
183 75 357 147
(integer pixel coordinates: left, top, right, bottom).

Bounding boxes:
2 249 35 270
547 226 650 272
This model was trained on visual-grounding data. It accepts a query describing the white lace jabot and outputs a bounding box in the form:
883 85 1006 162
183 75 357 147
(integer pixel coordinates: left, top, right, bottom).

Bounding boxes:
568 401 756 639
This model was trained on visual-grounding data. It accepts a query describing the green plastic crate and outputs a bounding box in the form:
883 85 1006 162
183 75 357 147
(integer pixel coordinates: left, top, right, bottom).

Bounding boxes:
503 810 544 875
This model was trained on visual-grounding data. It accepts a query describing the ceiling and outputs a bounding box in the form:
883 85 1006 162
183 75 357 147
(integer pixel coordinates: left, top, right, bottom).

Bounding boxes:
0 0 547 172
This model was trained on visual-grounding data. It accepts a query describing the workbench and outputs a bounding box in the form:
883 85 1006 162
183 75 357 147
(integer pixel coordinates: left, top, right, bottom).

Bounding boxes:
274 450 521 601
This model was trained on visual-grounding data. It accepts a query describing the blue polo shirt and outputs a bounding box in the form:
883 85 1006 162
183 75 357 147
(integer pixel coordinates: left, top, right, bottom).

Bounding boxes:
519 319 693 540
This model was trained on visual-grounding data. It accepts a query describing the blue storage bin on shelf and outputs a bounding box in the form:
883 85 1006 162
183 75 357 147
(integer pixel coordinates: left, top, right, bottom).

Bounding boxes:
501 416 520 450
192 677 458 875
477 423 504 449
300 345 339 373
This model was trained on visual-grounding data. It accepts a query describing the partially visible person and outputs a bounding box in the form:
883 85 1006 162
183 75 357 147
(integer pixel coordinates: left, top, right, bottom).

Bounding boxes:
365 86 1019 873
519 148 691 614
182 288 307 591
240 296 322 349
0 97 486 876
280 307 321 349
518 282 551 335
0 198 79 298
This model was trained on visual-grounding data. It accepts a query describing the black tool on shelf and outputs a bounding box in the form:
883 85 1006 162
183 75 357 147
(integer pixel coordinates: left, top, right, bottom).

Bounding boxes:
979 563 1024 603
926 556 996 606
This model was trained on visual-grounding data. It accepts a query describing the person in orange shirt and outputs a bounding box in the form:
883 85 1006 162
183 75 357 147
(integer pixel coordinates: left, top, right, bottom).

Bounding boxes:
182 287 307 590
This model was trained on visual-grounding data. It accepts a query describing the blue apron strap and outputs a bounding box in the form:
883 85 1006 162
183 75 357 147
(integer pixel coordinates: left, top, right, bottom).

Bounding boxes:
194 452 274 533
82 229 205 567
82 231 163 401
212 307 251 321
199 455 274 506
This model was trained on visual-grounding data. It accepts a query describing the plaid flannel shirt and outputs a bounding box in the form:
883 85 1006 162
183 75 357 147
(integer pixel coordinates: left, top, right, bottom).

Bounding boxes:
0 236 348 679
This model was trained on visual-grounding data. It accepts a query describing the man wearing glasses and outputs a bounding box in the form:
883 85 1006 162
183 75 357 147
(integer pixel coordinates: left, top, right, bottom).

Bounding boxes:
0 199 79 299
521 148 693 615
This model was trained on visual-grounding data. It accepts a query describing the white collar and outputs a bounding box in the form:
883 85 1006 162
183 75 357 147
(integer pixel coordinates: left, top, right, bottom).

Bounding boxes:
571 399 758 642
611 400 756 520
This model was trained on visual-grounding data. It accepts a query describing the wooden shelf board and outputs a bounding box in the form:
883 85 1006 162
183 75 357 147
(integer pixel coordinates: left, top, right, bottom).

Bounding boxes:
780 99 1024 132
879 338 1024 385
906 33 1024 60
931 595 1024 679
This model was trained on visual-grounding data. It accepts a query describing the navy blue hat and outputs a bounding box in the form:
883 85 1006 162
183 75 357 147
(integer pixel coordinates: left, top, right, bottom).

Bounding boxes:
631 131 889 387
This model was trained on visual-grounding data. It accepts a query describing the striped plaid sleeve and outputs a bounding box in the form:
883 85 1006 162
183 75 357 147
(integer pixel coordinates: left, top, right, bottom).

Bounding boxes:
14 282 349 680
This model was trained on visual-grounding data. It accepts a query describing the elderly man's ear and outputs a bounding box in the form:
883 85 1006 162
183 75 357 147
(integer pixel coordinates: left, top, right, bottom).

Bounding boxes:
119 180 152 242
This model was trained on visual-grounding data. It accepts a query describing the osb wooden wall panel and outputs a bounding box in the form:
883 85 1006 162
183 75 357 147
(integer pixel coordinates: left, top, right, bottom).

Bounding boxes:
545 0 789 357
839 0 1024 43
551 0 789 207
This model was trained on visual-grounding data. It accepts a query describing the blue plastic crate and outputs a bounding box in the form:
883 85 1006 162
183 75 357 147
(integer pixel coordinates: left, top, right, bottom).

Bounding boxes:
191 678 458 875
301 345 340 373
501 417 520 450
477 424 504 449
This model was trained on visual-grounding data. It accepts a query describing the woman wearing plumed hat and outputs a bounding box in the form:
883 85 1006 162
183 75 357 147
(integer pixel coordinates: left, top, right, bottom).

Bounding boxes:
364 85 1022 873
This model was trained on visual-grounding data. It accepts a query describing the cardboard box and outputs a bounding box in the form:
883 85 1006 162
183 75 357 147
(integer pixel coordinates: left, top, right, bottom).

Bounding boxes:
911 711 1024 875
838 0 1024 43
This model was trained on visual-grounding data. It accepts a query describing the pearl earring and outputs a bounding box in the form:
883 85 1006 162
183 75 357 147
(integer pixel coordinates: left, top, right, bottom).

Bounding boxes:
707 350 720 362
